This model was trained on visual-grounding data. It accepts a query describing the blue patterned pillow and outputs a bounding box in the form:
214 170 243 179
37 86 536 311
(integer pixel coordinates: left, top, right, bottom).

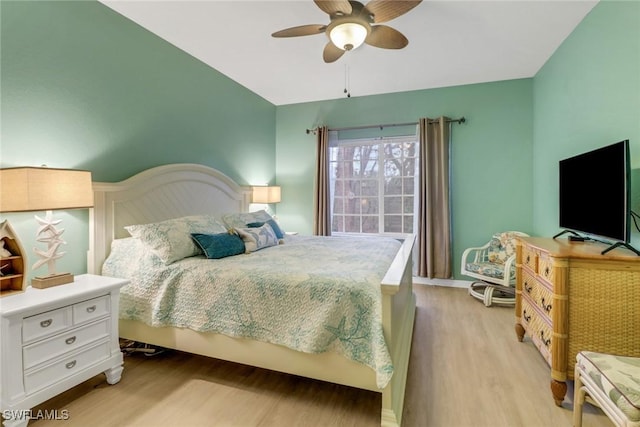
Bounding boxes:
247 219 284 239
191 232 245 259
235 223 279 252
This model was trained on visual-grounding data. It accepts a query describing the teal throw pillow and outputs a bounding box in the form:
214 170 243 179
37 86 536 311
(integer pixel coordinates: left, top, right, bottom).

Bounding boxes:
191 232 245 259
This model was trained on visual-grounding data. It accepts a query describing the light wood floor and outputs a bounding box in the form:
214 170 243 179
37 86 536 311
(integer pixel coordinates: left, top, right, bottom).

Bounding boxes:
28 285 611 427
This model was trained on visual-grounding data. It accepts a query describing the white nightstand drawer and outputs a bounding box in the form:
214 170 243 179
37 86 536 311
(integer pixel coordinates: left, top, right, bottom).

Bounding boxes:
23 319 111 370
24 340 111 395
23 306 73 344
73 295 110 325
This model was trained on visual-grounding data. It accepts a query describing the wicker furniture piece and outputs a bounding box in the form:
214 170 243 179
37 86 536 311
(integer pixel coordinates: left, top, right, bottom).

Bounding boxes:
461 231 529 306
514 237 640 406
573 351 640 427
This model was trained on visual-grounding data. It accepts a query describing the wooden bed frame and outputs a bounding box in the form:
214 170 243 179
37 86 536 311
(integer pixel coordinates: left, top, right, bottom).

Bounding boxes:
88 163 416 427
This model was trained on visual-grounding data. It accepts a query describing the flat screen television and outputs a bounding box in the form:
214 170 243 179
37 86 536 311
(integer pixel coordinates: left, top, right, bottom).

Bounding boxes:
557 139 638 255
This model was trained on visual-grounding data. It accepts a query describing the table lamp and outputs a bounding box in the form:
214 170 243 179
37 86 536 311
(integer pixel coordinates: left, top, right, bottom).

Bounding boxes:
0 167 93 288
251 186 281 204
252 186 281 217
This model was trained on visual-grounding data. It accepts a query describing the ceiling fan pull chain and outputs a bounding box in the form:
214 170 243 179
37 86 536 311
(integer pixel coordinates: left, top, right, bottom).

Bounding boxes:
344 64 351 98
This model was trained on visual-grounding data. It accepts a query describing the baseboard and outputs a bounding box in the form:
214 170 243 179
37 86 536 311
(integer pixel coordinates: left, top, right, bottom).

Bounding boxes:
412 277 471 289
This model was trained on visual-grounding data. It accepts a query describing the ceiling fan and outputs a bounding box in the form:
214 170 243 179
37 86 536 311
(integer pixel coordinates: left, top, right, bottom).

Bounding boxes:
272 0 422 63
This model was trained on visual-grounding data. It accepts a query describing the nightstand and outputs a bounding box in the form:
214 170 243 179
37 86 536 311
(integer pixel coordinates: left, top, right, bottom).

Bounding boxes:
0 274 128 427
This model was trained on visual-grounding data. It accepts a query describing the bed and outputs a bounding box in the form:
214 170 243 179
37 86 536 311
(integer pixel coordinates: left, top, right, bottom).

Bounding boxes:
88 163 416 427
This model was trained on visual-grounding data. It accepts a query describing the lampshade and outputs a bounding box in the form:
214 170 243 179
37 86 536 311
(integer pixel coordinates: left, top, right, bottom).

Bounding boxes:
252 186 281 204
0 167 93 213
330 22 368 51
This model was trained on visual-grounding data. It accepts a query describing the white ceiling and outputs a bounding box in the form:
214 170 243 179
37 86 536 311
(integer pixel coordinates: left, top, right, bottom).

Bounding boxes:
100 0 598 106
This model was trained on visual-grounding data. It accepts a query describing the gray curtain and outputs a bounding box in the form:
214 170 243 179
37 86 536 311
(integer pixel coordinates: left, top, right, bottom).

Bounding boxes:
417 117 452 278
313 126 331 236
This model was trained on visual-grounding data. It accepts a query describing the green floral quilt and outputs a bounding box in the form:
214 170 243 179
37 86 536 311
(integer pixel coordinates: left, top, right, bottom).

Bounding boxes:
102 234 401 388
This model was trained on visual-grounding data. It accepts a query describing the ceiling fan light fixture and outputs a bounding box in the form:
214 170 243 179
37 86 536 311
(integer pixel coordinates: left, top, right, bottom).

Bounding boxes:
329 22 368 51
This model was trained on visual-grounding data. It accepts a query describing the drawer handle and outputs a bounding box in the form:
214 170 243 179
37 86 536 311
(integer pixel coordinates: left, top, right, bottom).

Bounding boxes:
65 360 77 369
526 255 530 263
86 305 97 313
544 266 550 276
524 282 533 294
523 309 531 322
540 330 551 347
40 319 52 328
65 336 76 345
541 297 552 313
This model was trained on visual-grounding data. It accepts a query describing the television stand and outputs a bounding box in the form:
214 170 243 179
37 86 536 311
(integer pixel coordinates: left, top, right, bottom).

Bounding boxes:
602 241 640 256
553 230 640 256
552 229 582 240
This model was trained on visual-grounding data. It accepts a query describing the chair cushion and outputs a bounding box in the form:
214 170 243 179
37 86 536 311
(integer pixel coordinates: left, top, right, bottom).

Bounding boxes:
465 262 510 280
577 351 640 422
487 232 520 264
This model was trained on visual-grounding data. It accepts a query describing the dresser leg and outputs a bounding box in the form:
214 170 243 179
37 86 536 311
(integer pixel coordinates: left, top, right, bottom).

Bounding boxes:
515 323 525 342
550 379 567 406
104 364 124 385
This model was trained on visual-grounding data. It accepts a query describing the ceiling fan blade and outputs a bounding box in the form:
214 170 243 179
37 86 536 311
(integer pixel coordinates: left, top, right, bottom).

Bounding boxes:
323 42 346 63
363 0 422 23
272 24 327 38
365 25 408 49
314 0 352 16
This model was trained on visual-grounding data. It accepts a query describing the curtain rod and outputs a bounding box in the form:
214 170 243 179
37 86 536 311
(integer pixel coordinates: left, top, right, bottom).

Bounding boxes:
305 117 465 134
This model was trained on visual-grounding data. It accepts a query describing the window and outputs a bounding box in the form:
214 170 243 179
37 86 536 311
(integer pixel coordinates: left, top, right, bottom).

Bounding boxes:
329 133 419 236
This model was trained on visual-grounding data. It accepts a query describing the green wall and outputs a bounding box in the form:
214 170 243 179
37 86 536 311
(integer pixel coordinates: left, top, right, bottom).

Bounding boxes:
532 0 640 247
0 1 276 280
275 80 534 277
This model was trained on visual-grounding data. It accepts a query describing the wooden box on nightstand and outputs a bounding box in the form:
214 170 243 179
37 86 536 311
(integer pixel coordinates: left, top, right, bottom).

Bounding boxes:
0 274 128 427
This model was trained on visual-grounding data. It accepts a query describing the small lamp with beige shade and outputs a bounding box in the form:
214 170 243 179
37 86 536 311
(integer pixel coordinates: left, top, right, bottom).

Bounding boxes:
251 185 281 218
251 186 281 205
0 166 93 289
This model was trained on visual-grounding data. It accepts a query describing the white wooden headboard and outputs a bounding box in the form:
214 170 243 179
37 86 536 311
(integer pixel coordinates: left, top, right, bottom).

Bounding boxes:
88 163 252 274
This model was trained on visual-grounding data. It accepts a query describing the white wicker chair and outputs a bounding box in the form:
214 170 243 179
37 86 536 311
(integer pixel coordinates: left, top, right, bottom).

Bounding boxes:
460 231 529 307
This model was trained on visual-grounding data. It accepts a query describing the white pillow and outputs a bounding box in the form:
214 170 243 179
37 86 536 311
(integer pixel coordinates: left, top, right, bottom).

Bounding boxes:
125 215 227 264
221 209 273 230
235 223 279 253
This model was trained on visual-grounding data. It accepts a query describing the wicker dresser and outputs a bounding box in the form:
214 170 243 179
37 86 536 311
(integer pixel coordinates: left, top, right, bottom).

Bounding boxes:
515 237 640 406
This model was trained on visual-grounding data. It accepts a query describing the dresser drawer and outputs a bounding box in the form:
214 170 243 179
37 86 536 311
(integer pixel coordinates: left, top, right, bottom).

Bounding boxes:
538 255 554 282
521 245 538 271
73 295 110 325
24 340 111 395
521 298 552 365
521 270 538 301
533 279 554 319
522 270 554 321
23 306 73 344
23 319 111 370
521 296 535 330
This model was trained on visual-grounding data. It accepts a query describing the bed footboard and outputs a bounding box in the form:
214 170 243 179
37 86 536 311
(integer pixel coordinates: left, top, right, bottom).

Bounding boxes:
380 234 416 427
